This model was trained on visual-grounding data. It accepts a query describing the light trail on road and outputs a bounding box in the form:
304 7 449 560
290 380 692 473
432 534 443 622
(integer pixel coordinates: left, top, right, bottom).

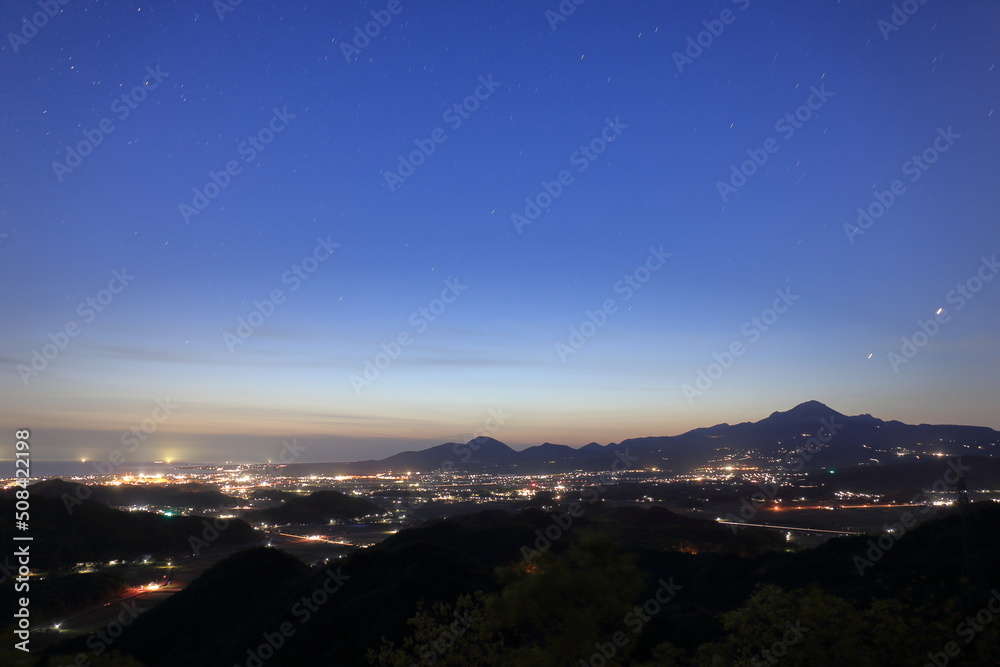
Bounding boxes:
717 521 864 535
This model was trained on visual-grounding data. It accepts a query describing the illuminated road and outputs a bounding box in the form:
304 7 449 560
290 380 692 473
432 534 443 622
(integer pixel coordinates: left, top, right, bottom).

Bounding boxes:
37 585 170 634
38 544 255 638
276 531 354 546
36 587 152 631
762 504 926 511
717 520 864 535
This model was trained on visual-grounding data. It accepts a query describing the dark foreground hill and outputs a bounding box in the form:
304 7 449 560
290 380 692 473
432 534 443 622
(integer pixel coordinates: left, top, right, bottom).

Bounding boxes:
38 501 1000 667
811 456 1000 495
28 478 240 510
0 490 257 571
240 489 385 525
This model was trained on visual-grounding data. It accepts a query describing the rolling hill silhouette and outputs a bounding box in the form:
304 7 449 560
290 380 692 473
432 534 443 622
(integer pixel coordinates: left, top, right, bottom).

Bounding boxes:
274 401 999 476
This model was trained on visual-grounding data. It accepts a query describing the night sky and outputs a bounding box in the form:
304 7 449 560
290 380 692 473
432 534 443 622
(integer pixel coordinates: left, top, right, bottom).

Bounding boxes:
2 0 998 464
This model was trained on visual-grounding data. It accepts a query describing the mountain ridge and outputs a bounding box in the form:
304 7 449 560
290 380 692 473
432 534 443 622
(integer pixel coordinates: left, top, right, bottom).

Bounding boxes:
274 401 1000 476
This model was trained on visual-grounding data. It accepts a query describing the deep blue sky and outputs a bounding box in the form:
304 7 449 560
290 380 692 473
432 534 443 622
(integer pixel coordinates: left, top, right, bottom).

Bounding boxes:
2 0 998 464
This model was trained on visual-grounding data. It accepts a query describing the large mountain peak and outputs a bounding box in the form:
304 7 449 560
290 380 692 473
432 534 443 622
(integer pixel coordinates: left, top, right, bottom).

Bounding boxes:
765 400 845 422
466 436 515 453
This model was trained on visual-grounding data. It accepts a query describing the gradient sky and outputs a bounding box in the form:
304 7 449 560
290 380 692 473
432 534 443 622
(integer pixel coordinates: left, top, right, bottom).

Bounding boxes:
1 0 998 464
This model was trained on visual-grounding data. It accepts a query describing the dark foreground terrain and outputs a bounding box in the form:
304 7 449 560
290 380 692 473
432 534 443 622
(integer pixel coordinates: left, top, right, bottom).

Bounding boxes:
3 495 999 666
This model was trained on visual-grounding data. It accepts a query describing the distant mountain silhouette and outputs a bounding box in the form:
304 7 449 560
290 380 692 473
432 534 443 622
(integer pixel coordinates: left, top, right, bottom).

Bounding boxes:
275 401 1000 476
516 442 579 464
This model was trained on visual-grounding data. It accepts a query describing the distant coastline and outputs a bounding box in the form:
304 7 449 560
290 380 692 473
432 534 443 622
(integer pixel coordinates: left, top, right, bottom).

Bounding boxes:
0 460 200 479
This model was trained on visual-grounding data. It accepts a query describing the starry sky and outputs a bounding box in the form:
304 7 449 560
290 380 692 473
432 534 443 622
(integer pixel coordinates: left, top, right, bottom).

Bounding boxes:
1 0 998 465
